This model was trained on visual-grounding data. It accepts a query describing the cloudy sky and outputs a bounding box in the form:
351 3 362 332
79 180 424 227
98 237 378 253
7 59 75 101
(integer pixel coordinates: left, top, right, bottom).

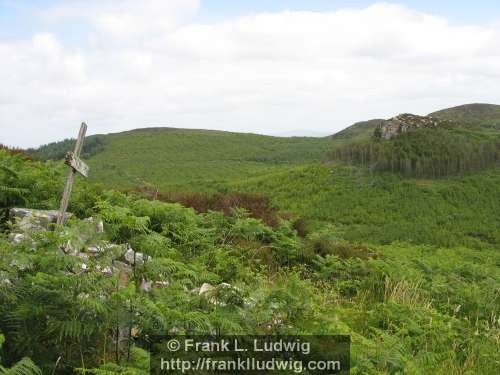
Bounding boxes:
1 0 500 147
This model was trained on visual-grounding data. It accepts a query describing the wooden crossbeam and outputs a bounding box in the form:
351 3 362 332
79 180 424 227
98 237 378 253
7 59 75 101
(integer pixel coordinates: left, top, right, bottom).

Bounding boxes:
65 152 89 178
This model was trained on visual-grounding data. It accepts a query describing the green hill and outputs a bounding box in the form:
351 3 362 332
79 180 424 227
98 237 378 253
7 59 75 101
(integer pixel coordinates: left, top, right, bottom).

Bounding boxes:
330 119 383 143
331 110 500 178
429 103 500 129
30 128 332 191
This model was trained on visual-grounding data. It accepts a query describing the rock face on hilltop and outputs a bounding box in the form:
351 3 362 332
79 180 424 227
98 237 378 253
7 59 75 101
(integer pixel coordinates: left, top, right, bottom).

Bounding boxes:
375 114 445 140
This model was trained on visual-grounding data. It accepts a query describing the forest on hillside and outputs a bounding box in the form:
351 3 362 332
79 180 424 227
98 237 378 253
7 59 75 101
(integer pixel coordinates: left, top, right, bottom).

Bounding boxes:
331 127 500 178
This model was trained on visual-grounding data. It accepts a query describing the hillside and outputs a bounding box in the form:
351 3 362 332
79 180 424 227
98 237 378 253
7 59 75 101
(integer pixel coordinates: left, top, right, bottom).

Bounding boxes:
331 108 500 178
29 103 500 190
330 119 383 144
330 103 500 145
30 128 332 191
230 163 500 248
429 103 500 129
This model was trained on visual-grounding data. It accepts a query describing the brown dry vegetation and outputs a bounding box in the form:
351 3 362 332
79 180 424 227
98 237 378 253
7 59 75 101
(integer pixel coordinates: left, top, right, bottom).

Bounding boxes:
135 187 282 227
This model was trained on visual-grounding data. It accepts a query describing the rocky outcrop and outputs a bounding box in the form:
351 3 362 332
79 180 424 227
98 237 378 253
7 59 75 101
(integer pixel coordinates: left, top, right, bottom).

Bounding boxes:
376 114 445 140
6 208 162 294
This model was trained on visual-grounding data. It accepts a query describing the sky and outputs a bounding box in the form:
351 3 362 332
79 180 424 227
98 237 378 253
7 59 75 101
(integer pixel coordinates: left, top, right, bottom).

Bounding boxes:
1 1 500 147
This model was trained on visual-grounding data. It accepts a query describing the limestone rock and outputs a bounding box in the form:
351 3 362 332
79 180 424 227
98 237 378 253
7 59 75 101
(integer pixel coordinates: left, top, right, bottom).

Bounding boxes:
9 233 26 244
199 283 214 295
86 246 102 255
124 247 149 266
10 208 72 231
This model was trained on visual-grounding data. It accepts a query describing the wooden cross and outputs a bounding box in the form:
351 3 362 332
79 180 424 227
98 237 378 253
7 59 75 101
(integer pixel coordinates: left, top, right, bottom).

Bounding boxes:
57 122 90 225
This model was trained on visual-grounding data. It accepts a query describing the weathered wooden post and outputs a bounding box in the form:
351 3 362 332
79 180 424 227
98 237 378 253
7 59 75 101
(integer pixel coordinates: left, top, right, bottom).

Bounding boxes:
56 122 90 225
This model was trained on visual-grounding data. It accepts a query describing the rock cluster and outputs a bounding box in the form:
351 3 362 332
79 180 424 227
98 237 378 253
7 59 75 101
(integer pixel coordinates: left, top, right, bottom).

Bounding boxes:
6 208 230 297
376 114 443 140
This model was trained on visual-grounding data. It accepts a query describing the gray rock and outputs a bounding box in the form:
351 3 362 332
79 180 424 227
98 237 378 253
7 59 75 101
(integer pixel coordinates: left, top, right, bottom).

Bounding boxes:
376 114 443 140
199 283 215 295
10 208 72 231
95 264 113 276
155 280 169 288
96 219 104 233
9 233 26 244
140 279 153 292
84 217 105 233
87 245 103 255
124 247 149 265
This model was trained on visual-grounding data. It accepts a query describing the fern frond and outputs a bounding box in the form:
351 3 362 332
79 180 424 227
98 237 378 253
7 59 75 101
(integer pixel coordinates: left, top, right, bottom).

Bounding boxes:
0 165 19 179
0 357 42 375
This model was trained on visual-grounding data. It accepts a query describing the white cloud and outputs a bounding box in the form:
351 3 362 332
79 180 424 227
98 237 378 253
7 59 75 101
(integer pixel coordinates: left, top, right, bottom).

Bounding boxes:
1 2 500 147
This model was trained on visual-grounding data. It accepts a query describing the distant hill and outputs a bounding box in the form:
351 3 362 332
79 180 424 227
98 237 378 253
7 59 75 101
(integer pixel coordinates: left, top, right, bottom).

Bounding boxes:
28 103 500 189
30 127 332 191
330 119 383 144
330 103 500 144
330 105 500 178
429 103 500 129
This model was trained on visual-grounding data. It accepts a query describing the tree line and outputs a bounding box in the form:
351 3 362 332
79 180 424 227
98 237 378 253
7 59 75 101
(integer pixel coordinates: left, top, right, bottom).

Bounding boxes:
27 135 107 160
330 128 500 178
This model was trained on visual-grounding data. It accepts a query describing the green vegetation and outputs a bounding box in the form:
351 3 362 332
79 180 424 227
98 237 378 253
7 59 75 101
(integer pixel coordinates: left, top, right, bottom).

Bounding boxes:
27 136 107 161
332 127 500 177
30 128 331 191
1 149 499 374
230 163 500 248
430 103 500 129
4 103 500 373
330 119 384 145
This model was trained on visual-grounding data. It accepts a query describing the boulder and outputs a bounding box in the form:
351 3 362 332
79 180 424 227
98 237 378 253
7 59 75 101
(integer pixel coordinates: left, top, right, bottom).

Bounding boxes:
199 283 215 296
9 233 26 244
86 246 102 255
9 208 72 231
124 247 149 266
